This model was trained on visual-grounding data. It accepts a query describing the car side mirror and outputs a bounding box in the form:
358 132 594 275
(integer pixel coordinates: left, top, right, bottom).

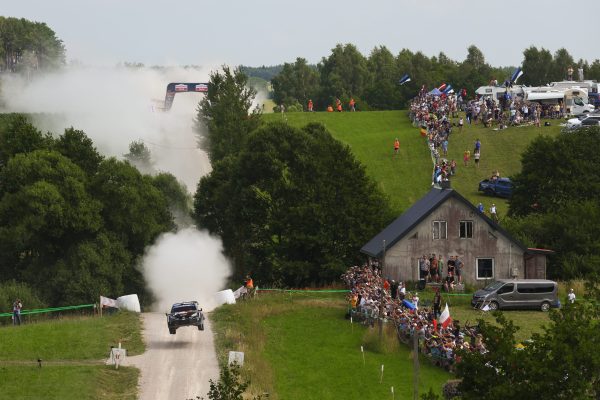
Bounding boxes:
165 313 169 317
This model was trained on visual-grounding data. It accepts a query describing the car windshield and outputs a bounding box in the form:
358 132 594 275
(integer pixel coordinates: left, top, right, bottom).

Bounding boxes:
482 281 504 291
172 305 197 313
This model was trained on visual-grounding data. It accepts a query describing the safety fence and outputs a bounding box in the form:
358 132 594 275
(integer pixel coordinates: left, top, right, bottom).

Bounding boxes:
0 304 95 318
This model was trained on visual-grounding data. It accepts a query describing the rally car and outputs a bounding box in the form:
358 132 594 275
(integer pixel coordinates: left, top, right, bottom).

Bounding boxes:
166 301 204 335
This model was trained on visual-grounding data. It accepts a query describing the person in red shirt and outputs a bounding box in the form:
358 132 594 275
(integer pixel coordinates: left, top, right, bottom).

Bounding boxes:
336 98 342 112
349 98 356 112
394 138 400 157
307 99 313 112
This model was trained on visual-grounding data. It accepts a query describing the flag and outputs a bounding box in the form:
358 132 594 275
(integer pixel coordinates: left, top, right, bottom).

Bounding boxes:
442 84 453 94
438 303 452 329
398 74 411 85
433 319 438 331
438 83 447 91
510 67 523 84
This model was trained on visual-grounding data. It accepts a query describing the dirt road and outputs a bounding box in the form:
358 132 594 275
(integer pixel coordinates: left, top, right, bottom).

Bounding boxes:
124 312 219 400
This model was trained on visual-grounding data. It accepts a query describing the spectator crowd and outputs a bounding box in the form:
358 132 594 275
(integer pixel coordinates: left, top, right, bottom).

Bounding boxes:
342 265 487 371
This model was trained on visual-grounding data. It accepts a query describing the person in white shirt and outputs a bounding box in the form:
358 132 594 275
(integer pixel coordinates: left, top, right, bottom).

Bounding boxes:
568 289 576 304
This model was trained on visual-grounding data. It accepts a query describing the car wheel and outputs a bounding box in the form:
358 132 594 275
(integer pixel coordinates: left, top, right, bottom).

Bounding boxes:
541 301 551 312
488 301 499 311
169 328 176 335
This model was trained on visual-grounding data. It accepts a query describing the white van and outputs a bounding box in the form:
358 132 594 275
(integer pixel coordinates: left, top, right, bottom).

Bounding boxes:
471 279 560 312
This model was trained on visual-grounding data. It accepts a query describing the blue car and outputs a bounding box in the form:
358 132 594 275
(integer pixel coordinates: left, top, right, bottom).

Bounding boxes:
478 177 513 198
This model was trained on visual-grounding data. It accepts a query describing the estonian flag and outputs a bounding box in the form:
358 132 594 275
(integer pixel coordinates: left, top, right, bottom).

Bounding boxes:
511 67 524 84
399 74 411 85
443 85 453 94
438 303 452 329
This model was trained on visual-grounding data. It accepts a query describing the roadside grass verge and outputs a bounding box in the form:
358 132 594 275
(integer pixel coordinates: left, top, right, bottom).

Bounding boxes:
264 111 562 217
0 311 144 361
0 365 139 400
211 293 451 399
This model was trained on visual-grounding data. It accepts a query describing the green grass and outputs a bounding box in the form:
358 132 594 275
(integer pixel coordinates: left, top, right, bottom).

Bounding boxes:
0 365 139 400
0 312 143 399
212 293 451 399
264 111 432 213
263 306 450 400
264 111 562 216
0 311 144 361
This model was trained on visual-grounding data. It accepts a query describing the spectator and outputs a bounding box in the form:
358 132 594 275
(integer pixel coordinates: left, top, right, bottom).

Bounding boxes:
349 97 356 112
307 99 313 112
394 138 400 157
13 298 22 326
568 289 576 304
474 150 480 168
463 150 470 167
490 203 498 222
455 256 464 284
477 202 484 213
474 138 481 154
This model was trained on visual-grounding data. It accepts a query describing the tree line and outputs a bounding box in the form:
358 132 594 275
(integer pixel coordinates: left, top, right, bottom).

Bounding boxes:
193 66 393 286
268 44 600 111
0 114 189 307
0 16 65 73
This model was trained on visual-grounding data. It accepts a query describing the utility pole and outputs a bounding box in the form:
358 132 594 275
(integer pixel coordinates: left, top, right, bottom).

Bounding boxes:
379 239 386 341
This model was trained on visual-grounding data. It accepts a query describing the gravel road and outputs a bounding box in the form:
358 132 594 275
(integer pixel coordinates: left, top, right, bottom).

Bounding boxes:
124 312 219 400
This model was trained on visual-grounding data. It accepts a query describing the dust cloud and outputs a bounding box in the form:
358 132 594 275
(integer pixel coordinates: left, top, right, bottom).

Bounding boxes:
142 228 231 312
0 65 212 191
0 66 233 308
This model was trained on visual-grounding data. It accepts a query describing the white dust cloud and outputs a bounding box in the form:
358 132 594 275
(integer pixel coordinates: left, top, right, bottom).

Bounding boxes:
0 66 233 308
142 228 231 312
0 65 211 191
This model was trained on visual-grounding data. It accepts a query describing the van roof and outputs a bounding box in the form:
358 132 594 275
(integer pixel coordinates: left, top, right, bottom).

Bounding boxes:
495 279 556 284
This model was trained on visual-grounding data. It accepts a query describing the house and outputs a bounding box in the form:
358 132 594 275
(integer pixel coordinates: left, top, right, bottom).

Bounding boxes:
361 188 552 286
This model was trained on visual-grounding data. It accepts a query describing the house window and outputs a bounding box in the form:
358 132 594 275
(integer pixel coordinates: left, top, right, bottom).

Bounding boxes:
459 221 473 238
432 221 447 240
476 258 494 279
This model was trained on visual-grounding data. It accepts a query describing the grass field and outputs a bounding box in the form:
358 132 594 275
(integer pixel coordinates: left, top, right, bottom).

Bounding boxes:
0 365 139 400
0 312 143 399
0 311 144 360
264 111 562 216
212 293 452 400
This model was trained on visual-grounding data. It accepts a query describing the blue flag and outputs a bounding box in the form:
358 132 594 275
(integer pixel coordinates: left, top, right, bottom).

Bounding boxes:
398 74 411 85
511 67 523 83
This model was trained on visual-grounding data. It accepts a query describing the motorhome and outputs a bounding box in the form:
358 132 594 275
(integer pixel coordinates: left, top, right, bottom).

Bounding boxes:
524 87 594 116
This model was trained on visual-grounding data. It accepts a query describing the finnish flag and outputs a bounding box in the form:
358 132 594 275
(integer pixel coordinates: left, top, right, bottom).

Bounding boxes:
511 67 524 84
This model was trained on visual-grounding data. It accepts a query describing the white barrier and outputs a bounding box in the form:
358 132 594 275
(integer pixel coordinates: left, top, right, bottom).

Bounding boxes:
117 294 141 313
214 289 236 306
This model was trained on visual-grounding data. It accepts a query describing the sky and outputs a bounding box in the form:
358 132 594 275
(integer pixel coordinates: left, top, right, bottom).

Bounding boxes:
5 0 600 68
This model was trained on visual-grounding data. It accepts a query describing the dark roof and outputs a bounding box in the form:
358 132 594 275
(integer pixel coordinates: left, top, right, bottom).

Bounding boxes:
361 188 531 258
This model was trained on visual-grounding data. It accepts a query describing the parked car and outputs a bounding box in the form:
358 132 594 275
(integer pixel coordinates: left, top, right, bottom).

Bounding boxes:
478 177 513 198
471 279 560 311
166 301 204 334
564 113 600 130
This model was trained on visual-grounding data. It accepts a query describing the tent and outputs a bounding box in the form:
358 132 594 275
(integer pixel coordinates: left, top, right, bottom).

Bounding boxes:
429 88 442 96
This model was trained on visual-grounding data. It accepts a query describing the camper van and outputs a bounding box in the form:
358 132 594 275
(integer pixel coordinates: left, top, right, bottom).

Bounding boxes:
471 279 560 311
524 88 594 116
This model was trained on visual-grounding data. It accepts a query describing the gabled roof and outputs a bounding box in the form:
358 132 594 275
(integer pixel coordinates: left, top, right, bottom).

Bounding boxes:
361 188 530 258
